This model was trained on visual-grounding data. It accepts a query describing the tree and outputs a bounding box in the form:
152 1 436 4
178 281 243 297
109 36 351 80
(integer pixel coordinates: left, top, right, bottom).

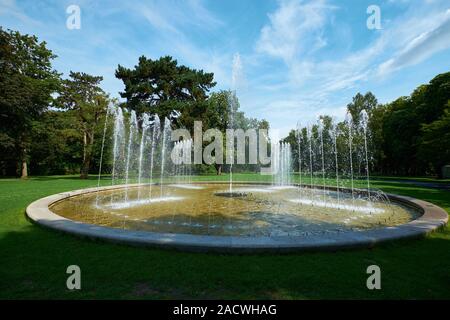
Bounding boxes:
29 110 82 175
379 72 450 176
115 55 216 121
419 104 450 177
204 91 236 131
380 97 419 175
347 92 378 125
204 91 238 175
205 91 268 175
57 72 108 179
417 73 450 124
367 105 387 174
0 28 60 178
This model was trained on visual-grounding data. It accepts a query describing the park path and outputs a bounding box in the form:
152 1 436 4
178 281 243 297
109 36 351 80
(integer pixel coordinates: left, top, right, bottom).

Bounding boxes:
382 179 450 191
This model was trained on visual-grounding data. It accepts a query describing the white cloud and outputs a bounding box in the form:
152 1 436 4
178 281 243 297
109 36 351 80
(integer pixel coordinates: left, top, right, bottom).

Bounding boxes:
2 0 450 136
256 0 333 63
252 0 450 104
378 10 450 76
133 0 222 35
186 0 224 28
110 0 232 91
0 0 41 25
243 0 450 136
139 5 181 34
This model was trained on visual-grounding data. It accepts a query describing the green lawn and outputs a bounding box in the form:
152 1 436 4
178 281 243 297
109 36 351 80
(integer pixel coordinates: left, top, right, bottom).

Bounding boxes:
0 174 449 299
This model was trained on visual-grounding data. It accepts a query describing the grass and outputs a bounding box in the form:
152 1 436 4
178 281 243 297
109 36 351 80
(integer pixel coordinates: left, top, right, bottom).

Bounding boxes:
0 174 449 299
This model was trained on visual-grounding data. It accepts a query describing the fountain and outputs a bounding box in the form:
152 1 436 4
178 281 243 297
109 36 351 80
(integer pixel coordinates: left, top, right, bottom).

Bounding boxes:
95 106 407 216
318 119 326 201
26 105 448 252
160 117 171 197
148 114 160 198
101 107 386 214
111 106 125 187
295 122 302 189
96 103 114 206
227 92 237 193
124 110 138 202
360 110 371 200
331 123 340 205
307 125 314 197
137 113 150 200
272 141 292 187
171 139 194 186
346 113 355 202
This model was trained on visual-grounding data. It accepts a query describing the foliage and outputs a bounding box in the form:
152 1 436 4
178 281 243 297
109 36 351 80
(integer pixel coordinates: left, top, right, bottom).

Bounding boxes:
0 28 60 177
29 111 82 175
377 72 450 176
1 27 449 178
56 71 109 178
347 92 378 125
205 90 269 174
115 55 215 123
418 104 450 175
286 71 450 178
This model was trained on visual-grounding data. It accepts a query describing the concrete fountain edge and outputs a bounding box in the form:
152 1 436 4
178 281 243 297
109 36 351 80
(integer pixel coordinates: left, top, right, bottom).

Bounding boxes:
25 182 448 253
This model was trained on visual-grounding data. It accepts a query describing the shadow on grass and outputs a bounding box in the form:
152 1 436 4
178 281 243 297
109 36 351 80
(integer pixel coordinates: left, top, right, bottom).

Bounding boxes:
0 175 449 299
372 181 450 209
1 217 449 299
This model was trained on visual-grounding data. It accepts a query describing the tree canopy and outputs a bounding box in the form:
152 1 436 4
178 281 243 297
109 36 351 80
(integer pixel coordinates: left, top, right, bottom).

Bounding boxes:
115 55 216 120
0 27 449 178
379 72 450 176
57 71 109 178
0 28 60 177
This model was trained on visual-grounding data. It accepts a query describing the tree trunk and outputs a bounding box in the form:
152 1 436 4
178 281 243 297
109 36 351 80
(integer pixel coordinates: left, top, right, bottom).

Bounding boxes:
20 136 28 179
21 158 28 179
80 131 94 179
80 157 90 179
215 164 222 175
82 132 87 163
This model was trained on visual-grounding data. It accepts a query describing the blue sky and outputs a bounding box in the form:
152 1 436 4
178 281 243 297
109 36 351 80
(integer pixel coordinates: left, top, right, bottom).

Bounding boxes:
1 0 450 135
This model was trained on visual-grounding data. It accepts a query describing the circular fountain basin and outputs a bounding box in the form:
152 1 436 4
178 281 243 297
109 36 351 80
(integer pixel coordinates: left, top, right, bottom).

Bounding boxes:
26 182 448 252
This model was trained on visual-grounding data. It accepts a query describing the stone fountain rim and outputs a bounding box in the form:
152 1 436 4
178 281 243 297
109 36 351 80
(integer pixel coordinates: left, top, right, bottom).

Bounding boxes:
25 182 448 253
